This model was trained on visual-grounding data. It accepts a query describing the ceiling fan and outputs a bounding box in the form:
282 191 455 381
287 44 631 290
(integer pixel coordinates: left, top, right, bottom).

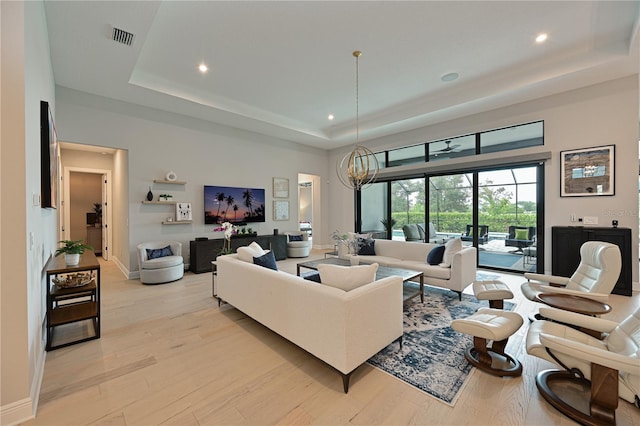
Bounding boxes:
432 140 461 155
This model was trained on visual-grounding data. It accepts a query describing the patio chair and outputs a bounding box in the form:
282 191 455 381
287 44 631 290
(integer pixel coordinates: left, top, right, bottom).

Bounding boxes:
461 225 489 244
505 226 535 252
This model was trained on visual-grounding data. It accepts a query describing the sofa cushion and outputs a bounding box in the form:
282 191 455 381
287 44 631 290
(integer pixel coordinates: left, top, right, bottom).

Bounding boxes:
237 242 265 262
358 239 376 255
427 245 445 265
514 228 529 240
317 263 379 292
441 238 462 268
289 234 304 242
253 251 278 271
146 245 173 260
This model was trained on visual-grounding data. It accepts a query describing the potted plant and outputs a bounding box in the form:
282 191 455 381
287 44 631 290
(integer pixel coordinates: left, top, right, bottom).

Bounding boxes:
93 202 102 227
158 194 173 202
380 217 397 239
55 240 93 265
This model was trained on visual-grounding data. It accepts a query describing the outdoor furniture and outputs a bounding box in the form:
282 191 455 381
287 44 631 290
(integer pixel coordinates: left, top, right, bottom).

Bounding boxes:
402 224 422 241
505 226 535 252
461 225 489 244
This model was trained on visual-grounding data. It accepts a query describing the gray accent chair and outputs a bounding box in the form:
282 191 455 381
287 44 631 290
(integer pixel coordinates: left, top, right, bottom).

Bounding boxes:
137 241 184 284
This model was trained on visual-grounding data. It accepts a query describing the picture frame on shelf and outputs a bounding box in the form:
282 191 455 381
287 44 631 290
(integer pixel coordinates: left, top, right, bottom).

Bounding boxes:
176 203 192 221
560 145 615 197
273 200 289 221
273 177 289 198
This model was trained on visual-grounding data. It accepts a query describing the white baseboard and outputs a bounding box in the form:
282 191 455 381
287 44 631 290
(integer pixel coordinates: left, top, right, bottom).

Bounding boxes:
1 397 35 426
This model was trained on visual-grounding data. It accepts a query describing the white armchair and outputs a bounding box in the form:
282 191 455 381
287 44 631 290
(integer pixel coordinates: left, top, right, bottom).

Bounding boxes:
521 241 621 303
285 231 311 258
137 241 184 284
526 306 640 424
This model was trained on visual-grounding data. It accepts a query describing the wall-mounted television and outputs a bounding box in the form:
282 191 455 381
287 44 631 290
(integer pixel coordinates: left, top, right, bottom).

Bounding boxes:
204 185 266 224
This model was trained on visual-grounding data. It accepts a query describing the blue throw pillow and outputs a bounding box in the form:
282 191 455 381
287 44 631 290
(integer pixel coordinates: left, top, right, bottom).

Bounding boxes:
302 271 321 283
358 239 376 255
253 251 278 271
146 245 173 260
289 234 304 242
427 245 445 265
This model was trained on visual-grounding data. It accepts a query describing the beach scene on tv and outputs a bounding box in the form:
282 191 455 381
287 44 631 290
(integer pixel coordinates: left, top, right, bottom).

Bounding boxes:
204 185 266 224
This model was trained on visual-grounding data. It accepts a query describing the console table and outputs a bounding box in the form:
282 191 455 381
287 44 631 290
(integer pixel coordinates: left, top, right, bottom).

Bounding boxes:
190 234 287 273
44 251 101 351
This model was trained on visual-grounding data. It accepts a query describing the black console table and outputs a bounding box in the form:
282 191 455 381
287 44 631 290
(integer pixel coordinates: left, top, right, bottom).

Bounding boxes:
190 234 287 273
551 226 632 296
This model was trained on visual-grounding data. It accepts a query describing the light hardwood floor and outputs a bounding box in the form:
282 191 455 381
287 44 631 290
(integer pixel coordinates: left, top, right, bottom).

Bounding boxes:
25 251 640 426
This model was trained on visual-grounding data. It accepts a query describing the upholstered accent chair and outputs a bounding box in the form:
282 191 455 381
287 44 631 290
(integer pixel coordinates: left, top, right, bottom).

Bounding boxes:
521 241 621 303
285 231 311 258
526 306 640 424
461 224 489 244
402 224 422 242
137 241 184 284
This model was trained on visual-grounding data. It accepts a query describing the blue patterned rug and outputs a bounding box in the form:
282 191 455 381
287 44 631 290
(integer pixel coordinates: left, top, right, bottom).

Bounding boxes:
368 282 515 406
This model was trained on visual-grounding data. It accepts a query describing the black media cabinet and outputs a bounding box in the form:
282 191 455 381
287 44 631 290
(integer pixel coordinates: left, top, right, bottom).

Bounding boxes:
190 234 288 273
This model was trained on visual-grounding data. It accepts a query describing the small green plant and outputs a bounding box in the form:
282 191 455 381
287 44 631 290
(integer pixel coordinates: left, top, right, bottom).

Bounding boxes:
55 240 93 256
380 217 397 232
240 227 246 234
247 227 253 234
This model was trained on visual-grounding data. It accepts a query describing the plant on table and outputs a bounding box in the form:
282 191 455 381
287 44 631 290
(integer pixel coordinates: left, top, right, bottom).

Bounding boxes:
214 222 237 255
55 240 93 265
331 230 373 255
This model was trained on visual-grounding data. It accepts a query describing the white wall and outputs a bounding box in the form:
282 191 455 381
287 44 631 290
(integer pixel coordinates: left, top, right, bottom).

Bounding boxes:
55 88 330 275
330 75 639 286
1 1 57 423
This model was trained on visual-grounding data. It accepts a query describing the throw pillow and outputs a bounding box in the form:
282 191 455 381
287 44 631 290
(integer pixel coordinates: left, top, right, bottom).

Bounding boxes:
289 234 304 242
236 241 265 262
514 228 529 240
358 239 376 255
440 238 462 268
253 251 278 271
427 245 445 265
317 263 379 292
146 245 173 260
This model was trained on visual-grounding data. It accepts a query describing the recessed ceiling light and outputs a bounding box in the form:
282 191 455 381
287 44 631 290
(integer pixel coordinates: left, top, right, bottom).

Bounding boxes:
328 114 335 121
441 72 459 82
198 63 208 73
535 33 548 43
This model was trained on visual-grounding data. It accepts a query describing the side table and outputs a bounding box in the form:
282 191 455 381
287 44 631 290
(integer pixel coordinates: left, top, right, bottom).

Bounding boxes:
45 252 101 351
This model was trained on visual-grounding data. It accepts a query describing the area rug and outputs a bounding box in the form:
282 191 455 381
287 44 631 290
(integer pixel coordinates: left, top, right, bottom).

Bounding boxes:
368 283 515 406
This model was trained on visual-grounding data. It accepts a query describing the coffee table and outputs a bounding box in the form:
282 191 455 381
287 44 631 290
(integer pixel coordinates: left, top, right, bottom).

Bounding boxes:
296 257 425 303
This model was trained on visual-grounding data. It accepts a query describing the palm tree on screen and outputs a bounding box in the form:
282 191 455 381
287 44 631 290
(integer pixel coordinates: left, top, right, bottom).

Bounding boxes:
232 204 239 221
243 189 254 218
225 195 234 220
215 192 225 220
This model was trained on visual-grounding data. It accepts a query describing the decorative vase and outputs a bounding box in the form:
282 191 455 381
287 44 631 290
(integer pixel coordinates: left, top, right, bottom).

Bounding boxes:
350 255 360 266
146 187 153 201
65 253 80 266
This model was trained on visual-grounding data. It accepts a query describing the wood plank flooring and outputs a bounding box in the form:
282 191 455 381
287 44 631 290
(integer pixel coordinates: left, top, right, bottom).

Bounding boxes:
24 251 640 425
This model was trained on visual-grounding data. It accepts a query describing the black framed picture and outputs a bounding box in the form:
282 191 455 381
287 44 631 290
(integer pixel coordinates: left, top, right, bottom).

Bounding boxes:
40 100 58 208
560 145 615 197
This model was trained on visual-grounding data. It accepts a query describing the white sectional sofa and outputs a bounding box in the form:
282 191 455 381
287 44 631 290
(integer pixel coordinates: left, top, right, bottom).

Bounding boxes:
216 253 404 392
340 238 477 299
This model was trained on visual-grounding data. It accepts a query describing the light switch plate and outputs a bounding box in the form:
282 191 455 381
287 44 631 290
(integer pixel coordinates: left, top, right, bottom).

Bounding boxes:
583 216 598 225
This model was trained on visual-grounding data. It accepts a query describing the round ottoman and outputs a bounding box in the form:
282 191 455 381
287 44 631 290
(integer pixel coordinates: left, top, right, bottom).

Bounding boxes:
473 280 513 309
452 307 523 377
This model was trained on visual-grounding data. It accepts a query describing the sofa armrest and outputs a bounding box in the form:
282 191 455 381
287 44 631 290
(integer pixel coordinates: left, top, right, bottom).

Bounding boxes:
448 247 477 292
524 273 569 287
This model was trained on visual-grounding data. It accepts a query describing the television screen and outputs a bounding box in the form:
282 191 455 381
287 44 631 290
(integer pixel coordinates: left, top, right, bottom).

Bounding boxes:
204 185 266 224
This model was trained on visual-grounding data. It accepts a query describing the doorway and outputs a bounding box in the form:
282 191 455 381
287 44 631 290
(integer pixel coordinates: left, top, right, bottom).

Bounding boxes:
298 173 320 244
63 167 112 260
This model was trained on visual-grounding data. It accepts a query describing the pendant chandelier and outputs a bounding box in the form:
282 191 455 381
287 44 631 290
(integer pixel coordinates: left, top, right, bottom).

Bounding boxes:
336 50 379 191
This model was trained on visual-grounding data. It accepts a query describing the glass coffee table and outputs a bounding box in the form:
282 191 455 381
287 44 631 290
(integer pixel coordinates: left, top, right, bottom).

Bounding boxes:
296 257 425 303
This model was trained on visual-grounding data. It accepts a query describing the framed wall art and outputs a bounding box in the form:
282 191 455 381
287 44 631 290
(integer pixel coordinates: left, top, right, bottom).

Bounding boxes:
273 200 289 221
560 145 615 197
176 202 192 221
273 177 289 198
40 100 59 208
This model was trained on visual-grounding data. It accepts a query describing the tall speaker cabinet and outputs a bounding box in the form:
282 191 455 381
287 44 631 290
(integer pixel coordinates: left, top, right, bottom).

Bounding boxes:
551 226 632 296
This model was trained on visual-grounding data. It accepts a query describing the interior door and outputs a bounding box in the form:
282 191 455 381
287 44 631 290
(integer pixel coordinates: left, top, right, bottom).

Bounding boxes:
101 174 109 260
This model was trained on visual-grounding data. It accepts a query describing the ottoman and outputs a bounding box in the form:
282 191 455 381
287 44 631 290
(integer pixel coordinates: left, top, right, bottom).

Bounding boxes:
452 307 523 377
473 280 513 309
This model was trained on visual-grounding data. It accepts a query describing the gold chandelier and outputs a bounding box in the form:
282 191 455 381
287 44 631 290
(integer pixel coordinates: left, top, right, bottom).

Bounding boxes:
336 51 379 191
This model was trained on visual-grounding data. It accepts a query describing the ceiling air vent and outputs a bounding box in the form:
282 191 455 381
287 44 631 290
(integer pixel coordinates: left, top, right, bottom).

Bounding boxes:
111 27 135 46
